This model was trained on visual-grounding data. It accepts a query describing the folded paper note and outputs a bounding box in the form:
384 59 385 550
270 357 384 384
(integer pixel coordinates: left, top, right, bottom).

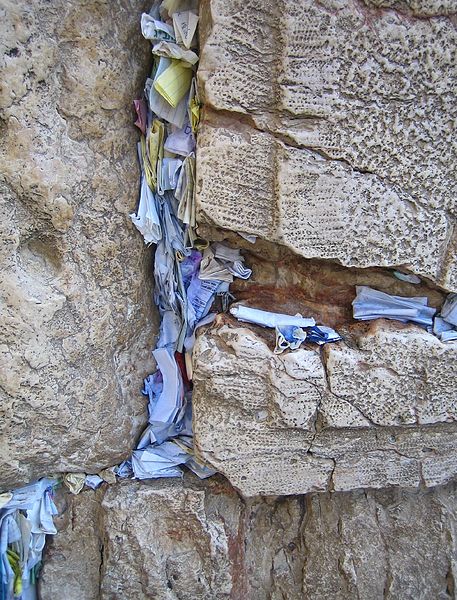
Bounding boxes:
172 10 199 49
152 41 198 66
130 174 162 245
352 286 436 327
154 60 192 108
441 293 457 327
141 14 175 42
275 326 306 354
148 61 188 127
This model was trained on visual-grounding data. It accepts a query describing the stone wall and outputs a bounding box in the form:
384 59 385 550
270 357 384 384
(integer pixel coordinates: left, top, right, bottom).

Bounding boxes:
193 0 457 496
1 0 456 598
0 0 156 488
192 317 457 496
40 477 457 599
197 0 457 289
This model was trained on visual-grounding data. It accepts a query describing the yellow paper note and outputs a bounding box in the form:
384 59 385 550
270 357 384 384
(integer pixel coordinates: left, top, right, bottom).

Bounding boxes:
188 77 200 133
63 472 85 495
160 0 182 17
147 119 165 191
0 492 12 509
141 135 155 190
154 60 192 108
190 98 200 132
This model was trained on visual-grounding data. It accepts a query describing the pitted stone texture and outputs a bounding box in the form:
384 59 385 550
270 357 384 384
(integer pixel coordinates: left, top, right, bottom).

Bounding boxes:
360 1 457 16
197 0 457 290
192 319 457 496
192 320 334 496
40 479 457 600
0 0 154 488
197 124 448 281
311 423 457 490
324 320 457 427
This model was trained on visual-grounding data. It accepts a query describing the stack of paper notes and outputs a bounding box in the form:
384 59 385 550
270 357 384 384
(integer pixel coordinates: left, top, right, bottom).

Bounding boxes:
124 0 224 481
352 286 457 343
125 0 354 483
352 286 436 327
0 479 59 600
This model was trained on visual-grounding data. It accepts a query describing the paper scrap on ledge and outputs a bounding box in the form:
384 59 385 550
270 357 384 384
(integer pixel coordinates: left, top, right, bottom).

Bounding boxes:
352 286 436 327
306 325 342 345
132 442 189 479
275 326 306 354
230 305 316 329
63 473 85 495
393 270 421 284
441 293 457 327
238 231 257 244
85 475 104 490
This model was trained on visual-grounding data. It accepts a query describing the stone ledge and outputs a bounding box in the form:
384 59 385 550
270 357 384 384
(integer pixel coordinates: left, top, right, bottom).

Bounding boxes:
192 319 457 496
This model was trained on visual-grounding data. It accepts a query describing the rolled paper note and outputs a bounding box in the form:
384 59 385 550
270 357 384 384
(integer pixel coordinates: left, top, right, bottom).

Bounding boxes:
230 305 316 328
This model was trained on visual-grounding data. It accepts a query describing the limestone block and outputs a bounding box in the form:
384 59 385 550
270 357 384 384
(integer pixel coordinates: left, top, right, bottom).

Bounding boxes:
301 483 457 600
197 123 448 281
0 0 155 488
39 489 102 600
197 0 457 290
100 479 242 599
324 320 457 426
39 478 457 600
192 321 335 496
192 319 457 495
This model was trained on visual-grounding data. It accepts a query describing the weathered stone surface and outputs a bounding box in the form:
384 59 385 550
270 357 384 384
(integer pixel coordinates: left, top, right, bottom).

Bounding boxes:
192 321 333 496
192 318 457 496
39 489 102 600
197 0 457 290
0 1 155 488
324 320 457 427
3 0 457 596
197 122 449 281
40 478 457 600
100 479 239 599
301 483 457 600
